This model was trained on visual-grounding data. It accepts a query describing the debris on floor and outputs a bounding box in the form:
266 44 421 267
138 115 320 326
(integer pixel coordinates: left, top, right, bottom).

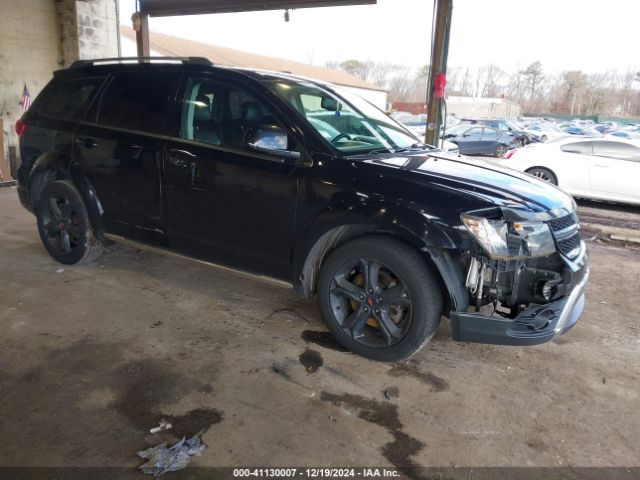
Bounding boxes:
137 436 205 476
149 419 173 434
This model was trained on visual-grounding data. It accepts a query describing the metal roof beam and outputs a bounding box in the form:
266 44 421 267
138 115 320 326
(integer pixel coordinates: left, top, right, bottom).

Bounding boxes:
139 0 375 17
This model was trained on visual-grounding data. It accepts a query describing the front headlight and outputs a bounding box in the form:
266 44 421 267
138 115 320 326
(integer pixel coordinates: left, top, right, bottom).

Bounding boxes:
462 214 556 259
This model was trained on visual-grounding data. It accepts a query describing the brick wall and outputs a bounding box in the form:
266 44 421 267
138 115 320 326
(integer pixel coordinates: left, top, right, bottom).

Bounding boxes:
0 0 118 176
0 0 62 171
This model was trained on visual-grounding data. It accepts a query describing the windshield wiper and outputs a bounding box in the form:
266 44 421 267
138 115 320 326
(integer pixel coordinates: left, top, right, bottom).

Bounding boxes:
366 147 403 155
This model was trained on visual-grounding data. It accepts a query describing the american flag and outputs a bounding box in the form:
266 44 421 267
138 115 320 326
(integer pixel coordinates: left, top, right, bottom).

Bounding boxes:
20 84 31 112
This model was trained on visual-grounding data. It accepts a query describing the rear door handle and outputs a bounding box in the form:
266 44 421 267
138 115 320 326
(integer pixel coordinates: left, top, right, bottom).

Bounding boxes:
594 164 609 168
75 137 98 148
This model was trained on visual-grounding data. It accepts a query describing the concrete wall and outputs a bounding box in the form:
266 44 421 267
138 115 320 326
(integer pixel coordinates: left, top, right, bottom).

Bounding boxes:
0 0 61 173
446 96 522 119
0 0 118 176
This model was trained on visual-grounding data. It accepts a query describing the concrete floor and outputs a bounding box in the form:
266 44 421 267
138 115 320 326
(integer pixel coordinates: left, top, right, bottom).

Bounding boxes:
0 186 639 474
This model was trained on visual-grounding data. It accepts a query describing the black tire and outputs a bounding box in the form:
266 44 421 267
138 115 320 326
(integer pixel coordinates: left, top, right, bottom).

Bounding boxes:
526 167 558 185
494 145 508 158
29 169 57 207
317 235 443 362
540 135 548 142
36 180 104 265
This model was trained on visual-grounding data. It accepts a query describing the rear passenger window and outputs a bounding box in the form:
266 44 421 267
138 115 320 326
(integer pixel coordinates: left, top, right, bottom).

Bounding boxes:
40 78 104 121
94 72 180 135
592 141 640 162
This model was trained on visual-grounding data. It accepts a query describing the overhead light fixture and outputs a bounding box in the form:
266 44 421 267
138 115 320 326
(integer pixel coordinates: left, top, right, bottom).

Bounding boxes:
284 9 290 22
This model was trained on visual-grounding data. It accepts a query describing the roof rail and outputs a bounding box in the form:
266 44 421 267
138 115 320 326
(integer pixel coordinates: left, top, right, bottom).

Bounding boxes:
69 57 212 68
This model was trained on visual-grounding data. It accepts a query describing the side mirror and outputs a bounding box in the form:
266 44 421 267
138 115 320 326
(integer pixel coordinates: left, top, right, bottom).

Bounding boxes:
321 97 339 111
246 126 302 164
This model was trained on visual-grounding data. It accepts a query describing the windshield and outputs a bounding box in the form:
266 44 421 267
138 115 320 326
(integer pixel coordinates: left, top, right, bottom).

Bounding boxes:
264 79 418 154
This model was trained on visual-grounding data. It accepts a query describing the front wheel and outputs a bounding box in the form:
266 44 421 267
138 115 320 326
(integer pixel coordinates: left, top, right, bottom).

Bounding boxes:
317 236 443 362
36 180 104 265
494 145 508 157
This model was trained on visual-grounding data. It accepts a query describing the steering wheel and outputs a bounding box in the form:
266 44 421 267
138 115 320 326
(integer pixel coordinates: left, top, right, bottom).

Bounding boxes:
330 133 351 144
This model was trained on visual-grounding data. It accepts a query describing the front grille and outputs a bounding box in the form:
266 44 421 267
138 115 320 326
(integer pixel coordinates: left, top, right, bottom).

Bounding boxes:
548 212 582 259
557 234 581 257
548 213 578 232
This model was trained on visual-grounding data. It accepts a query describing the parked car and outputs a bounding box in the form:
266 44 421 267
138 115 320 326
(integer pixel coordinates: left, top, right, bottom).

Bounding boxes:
606 130 640 140
561 125 603 137
443 125 514 157
16 57 588 361
397 116 459 153
497 138 640 205
524 123 567 142
459 118 532 147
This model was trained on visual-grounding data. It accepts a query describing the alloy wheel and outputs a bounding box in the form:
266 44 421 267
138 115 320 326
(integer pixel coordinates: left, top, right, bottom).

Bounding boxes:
40 194 81 256
328 257 413 348
530 169 554 183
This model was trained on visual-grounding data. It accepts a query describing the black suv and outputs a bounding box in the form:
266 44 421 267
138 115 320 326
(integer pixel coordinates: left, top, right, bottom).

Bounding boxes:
16 58 589 361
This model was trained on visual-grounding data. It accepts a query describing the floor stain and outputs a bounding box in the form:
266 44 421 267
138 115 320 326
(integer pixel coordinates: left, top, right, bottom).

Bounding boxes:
271 363 292 381
384 386 399 400
320 392 425 478
163 407 223 438
115 359 187 431
299 348 323 373
267 308 312 323
388 361 449 392
301 330 350 353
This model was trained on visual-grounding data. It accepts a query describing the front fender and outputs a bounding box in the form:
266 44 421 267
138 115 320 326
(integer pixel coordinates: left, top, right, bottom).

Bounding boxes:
292 200 461 300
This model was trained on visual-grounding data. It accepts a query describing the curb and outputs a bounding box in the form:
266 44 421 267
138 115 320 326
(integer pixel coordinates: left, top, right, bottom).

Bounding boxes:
581 222 640 245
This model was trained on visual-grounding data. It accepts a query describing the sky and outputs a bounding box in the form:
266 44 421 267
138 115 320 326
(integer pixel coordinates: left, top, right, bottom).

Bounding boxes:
119 0 640 75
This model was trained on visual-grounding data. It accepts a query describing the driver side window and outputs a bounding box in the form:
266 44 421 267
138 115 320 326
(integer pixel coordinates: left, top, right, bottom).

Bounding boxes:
180 77 291 154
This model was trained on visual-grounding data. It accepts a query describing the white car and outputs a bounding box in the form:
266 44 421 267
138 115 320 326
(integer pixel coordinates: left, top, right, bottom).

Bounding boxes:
524 123 567 142
495 137 640 206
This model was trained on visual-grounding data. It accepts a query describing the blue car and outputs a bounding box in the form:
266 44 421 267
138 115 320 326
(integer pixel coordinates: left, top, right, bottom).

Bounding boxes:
443 125 514 157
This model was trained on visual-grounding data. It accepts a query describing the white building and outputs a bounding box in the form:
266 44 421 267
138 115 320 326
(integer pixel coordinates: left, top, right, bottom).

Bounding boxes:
446 96 522 119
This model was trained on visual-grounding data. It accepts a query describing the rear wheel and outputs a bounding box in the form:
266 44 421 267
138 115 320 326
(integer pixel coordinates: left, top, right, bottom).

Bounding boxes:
526 167 558 185
540 135 548 142
36 180 104 265
317 236 443 362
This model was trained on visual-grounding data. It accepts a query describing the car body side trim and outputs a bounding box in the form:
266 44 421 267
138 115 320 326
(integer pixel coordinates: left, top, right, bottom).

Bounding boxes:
103 233 293 290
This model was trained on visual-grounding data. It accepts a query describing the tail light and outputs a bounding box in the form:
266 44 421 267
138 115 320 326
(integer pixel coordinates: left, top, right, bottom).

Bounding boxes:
502 149 516 159
15 119 26 137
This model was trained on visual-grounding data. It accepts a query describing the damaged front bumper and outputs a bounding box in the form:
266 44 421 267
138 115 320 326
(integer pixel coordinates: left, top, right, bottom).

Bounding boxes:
450 243 589 346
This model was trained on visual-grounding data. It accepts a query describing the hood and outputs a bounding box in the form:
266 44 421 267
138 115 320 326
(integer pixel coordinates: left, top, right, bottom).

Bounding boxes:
360 150 574 215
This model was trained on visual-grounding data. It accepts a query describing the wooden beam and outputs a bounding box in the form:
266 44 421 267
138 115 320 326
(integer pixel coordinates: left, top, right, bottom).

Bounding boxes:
425 0 453 147
136 12 150 57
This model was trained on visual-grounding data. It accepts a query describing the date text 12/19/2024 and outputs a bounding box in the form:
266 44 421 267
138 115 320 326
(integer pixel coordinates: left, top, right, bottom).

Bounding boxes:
233 468 401 478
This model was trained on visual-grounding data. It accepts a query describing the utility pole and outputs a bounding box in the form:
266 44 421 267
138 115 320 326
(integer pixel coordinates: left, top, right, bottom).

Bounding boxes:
425 0 453 146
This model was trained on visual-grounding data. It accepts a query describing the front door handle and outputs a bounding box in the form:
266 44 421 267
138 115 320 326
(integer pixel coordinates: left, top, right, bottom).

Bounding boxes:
75 137 98 149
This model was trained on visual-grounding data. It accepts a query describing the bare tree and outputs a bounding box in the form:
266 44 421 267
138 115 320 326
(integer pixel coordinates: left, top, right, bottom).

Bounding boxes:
521 61 544 100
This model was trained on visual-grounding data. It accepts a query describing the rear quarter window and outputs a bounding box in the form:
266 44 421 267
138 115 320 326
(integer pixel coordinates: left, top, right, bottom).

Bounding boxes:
39 78 105 121
592 141 640 162
92 71 180 135
560 141 593 155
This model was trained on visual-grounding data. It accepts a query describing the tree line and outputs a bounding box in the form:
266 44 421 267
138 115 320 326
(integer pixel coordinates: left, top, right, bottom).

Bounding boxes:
326 59 640 118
